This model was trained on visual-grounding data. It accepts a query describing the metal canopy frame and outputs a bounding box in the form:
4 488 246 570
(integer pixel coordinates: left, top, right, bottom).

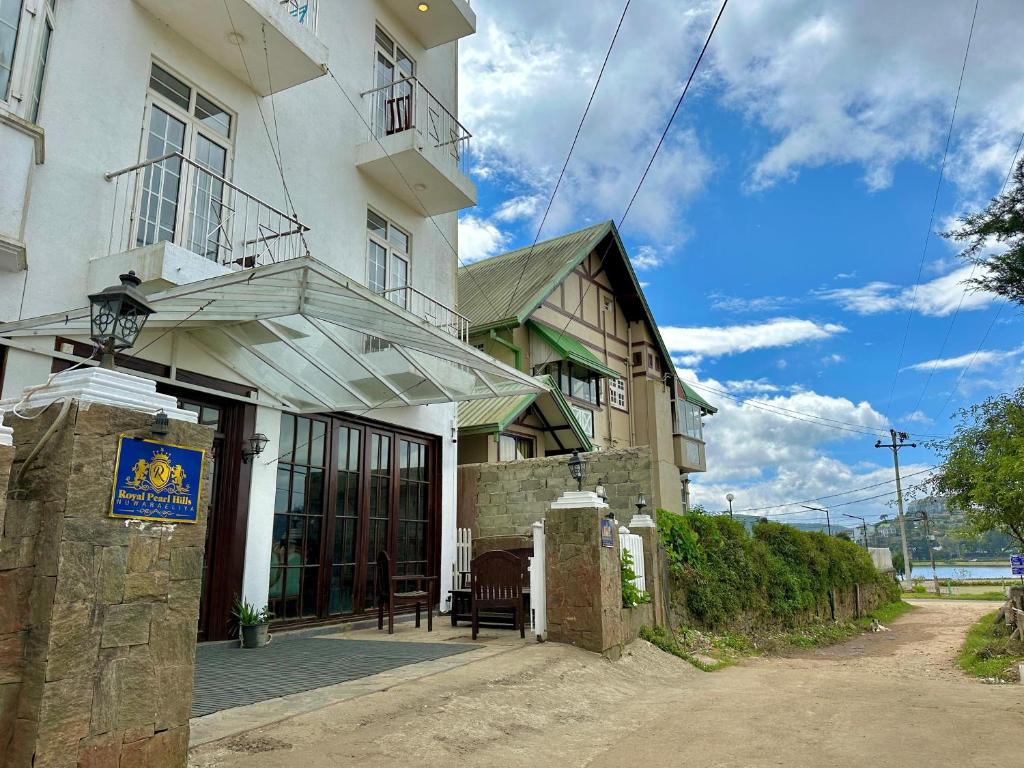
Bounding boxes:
0 257 543 412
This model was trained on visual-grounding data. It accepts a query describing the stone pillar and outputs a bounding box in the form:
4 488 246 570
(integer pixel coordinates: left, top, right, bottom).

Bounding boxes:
0 389 212 768
544 491 624 658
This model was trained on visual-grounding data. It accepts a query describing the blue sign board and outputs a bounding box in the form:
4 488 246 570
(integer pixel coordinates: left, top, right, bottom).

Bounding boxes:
600 517 614 548
1011 554 1024 575
110 436 204 524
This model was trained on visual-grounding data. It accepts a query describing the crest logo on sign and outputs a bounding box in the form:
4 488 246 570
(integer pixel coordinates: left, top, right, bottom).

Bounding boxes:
111 436 203 524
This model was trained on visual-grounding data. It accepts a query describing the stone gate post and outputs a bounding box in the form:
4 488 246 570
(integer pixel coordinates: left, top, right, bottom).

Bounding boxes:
544 490 624 658
0 370 212 768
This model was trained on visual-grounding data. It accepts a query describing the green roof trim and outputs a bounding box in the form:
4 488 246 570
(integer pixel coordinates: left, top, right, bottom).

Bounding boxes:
527 320 620 380
457 374 594 452
680 380 717 414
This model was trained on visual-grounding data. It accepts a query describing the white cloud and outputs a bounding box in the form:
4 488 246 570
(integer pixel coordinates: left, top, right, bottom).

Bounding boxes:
684 372 930 521
900 410 933 425
631 245 663 271
493 195 543 223
821 353 845 366
458 215 510 264
724 379 785 394
817 264 997 317
903 345 1024 372
707 293 790 313
661 317 846 360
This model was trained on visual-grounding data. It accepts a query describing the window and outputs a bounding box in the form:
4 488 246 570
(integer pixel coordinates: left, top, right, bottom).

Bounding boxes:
536 360 601 407
675 401 703 441
608 377 627 410
0 0 22 100
27 0 54 121
366 209 410 306
570 404 595 438
373 24 414 138
498 433 534 462
137 63 234 262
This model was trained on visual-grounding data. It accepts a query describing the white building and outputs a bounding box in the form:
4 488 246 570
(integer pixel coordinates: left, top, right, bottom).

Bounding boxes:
0 0 538 639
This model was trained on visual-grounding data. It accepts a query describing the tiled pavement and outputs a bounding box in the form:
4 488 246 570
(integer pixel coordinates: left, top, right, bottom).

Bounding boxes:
192 628 481 718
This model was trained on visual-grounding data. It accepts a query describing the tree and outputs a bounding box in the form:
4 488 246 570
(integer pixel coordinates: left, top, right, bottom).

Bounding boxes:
892 551 906 578
945 155 1024 303
929 387 1024 550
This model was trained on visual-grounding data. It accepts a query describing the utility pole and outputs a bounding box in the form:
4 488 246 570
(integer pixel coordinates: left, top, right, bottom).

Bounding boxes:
842 513 869 550
912 511 941 595
801 504 832 535
876 428 916 592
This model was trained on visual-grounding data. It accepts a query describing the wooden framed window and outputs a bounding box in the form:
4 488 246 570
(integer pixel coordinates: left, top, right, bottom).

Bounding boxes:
498 433 534 461
608 377 627 411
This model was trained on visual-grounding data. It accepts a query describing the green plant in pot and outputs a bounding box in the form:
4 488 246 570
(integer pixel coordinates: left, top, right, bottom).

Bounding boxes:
233 598 272 649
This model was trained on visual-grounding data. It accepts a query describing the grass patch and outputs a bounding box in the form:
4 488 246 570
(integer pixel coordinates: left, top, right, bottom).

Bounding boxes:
907 590 1008 601
958 611 1024 683
862 600 916 626
639 625 733 672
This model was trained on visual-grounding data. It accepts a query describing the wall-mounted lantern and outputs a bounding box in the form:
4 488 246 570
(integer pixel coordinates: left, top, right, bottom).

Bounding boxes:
242 433 269 464
88 271 155 369
567 449 586 492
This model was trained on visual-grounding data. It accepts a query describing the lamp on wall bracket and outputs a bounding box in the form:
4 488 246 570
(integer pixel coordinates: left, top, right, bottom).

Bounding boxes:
150 410 170 438
241 433 269 464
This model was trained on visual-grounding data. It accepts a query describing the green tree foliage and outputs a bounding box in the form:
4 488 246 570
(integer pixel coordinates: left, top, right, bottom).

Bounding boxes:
658 510 896 630
929 388 1024 550
945 155 1024 303
620 550 651 608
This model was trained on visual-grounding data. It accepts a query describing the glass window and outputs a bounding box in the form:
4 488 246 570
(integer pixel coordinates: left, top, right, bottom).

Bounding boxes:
570 404 595 438
366 209 411 306
498 433 534 462
608 377 627 410
367 239 387 294
0 0 21 101
149 63 191 110
194 93 231 138
28 0 54 122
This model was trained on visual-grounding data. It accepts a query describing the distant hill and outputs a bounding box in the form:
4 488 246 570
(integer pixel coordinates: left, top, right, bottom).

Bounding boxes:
733 513 854 537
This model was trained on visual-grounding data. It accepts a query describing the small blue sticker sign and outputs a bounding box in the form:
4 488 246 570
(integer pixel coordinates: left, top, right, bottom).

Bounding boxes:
1011 554 1024 575
600 517 614 548
110 436 204 524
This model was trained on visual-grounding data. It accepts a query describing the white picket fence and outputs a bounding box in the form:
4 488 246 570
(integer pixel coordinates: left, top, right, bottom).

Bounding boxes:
531 520 547 640
619 526 646 592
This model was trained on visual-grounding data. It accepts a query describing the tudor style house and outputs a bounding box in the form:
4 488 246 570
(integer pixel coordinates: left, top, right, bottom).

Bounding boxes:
0 0 539 640
455 221 716 514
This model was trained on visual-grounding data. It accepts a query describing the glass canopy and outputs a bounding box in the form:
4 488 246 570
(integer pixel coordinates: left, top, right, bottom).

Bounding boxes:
0 258 543 412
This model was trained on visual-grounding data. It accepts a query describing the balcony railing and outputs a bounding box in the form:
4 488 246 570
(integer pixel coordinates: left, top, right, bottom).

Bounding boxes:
280 0 318 33
362 76 472 176
105 152 309 270
378 286 469 342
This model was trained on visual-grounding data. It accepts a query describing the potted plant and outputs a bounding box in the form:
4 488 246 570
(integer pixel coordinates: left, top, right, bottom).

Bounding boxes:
233 598 272 649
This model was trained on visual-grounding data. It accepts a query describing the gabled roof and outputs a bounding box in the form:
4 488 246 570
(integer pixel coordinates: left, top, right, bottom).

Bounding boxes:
679 380 717 414
458 221 612 331
527 319 620 379
458 374 593 451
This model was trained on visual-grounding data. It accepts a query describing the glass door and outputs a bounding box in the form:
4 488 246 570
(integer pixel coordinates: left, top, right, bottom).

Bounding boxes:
363 431 392 609
328 424 361 615
396 439 430 577
137 105 186 248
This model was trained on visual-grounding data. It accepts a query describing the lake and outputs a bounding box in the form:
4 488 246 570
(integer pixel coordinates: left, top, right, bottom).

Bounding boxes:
904 563 1019 581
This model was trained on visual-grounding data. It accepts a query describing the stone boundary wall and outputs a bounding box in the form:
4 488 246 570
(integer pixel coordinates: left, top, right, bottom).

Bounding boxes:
457 446 654 541
0 402 213 768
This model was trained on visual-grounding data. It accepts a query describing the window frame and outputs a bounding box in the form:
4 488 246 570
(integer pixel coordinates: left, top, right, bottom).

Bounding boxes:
608 377 627 411
497 432 535 462
26 0 53 122
366 207 411 307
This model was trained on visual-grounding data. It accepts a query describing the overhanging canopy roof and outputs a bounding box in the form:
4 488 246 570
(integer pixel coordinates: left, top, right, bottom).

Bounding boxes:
527 320 620 380
0 258 543 413
458 374 592 452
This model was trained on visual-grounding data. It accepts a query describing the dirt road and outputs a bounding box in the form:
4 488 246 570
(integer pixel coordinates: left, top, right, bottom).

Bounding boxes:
190 601 1023 768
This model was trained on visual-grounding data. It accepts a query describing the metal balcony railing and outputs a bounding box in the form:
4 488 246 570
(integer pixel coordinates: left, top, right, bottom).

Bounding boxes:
280 0 318 33
378 285 469 342
105 152 309 270
361 76 472 176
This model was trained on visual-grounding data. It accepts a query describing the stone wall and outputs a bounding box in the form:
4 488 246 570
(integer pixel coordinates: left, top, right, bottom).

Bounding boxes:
458 446 654 542
0 402 213 768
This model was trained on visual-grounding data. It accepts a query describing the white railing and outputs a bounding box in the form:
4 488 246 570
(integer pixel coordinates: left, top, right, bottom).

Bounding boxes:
619 526 646 593
361 76 472 176
377 286 469 342
105 152 309 270
280 0 318 33
530 520 546 641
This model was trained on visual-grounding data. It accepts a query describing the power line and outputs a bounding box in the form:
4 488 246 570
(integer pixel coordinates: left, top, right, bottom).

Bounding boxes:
501 0 632 319
932 299 1007 421
911 128 1024 415
885 0 980 419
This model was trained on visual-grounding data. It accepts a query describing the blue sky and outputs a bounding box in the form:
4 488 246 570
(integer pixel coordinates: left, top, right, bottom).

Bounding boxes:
457 0 1024 526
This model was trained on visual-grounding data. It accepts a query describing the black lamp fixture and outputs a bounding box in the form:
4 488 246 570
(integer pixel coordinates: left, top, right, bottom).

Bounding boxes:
88 271 155 369
150 410 170 438
242 432 269 464
567 448 586 492
635 492 647 516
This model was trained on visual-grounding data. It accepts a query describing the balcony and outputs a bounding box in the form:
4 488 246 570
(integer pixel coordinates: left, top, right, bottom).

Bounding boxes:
377 286 469 342
133 0 327 96
379 0 476 49
94 152 309 291
356 77 476 216
673 433 707 473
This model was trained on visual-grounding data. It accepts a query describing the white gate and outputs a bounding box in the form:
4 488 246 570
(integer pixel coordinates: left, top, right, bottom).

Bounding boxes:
618 526 646 592
530 520 546 641
453 527 472 588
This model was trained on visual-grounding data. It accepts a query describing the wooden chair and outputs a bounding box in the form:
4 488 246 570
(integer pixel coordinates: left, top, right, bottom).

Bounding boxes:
470 550 526 640
375 551 434 635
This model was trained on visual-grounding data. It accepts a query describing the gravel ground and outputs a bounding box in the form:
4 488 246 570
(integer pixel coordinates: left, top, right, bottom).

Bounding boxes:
190 600 1022 767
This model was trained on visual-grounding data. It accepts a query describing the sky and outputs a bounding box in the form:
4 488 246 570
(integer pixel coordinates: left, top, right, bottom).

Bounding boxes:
457 0 1024 529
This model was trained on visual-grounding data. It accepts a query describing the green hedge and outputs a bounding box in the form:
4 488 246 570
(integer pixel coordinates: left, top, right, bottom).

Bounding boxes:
659 510 899 629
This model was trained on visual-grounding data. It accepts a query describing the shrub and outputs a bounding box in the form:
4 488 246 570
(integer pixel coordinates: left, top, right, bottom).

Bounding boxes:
621 549 651 608
658 510 895 630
